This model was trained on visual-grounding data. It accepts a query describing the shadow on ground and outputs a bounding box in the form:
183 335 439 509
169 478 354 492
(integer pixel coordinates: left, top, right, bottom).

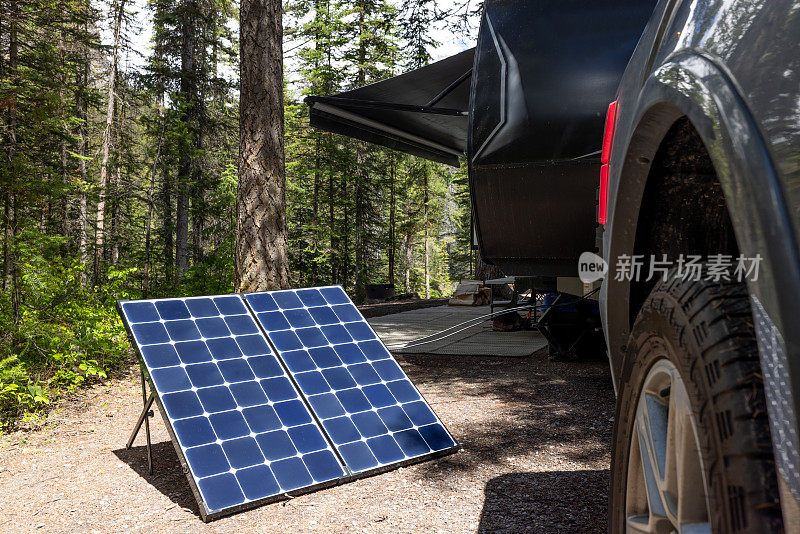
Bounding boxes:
111 350 614 527
478 469 610 533
113 441 202 518
398 351 615 483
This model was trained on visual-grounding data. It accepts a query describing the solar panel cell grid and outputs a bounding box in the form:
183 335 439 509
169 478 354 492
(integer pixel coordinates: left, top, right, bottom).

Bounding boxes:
119 286 457 520
243 286 457 474
120 295 346 514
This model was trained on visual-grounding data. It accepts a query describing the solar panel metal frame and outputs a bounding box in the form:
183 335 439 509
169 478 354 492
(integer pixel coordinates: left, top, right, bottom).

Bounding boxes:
241 286 460 482
116 296 351 522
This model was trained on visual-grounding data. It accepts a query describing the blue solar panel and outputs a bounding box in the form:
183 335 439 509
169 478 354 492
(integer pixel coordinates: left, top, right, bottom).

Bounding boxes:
119 295 346 517
243 286 457 474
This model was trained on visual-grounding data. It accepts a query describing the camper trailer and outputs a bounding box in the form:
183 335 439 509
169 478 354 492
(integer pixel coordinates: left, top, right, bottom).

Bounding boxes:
308 0 800 530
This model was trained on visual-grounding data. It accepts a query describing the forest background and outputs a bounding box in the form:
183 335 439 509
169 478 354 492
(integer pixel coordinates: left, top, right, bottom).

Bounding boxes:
0 0 481 424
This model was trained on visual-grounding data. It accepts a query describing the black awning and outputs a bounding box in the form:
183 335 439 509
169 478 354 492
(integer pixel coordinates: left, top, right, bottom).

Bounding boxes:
306 48 474 167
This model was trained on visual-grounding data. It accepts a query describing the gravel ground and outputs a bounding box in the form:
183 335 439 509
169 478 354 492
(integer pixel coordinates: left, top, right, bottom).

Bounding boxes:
0 350 614 533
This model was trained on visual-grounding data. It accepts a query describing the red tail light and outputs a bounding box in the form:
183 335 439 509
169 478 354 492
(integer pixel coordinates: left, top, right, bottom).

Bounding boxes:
598 100 617 225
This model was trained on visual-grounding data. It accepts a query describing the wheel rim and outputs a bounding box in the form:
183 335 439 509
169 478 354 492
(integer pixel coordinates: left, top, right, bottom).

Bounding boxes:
625 359 711 534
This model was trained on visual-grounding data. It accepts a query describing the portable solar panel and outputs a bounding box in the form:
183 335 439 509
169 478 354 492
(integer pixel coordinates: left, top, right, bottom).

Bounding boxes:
118 287 457 521
243 286 458 474
118 295 347 520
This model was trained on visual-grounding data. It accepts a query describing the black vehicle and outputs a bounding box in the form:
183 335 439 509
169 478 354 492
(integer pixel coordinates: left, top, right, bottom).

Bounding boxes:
307 0 800 531
308 0 655 277
603 0 798 531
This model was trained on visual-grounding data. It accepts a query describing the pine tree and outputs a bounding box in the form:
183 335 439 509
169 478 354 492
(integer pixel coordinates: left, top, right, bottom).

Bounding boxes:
236 0 289 292
95 0 127 286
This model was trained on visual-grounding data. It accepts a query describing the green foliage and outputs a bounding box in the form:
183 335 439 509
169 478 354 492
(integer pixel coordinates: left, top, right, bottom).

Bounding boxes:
0 0 474 426
284 0 473 301
0 231 135 426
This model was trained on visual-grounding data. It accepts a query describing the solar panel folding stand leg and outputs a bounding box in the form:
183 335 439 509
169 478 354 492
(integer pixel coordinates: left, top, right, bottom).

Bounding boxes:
125 368 156 475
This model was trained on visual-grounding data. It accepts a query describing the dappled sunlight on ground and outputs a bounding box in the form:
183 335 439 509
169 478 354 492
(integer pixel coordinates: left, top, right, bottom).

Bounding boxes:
0 349 614 533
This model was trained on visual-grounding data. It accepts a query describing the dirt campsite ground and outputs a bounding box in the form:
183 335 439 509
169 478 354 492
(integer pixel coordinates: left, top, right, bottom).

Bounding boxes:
0 347 614 533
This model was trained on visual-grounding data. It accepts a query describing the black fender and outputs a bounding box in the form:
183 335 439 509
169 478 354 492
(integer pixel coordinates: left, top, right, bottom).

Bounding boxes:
602 50 800 506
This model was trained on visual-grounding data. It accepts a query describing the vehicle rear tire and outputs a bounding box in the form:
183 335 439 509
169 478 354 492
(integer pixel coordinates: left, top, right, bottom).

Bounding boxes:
609 275 784 533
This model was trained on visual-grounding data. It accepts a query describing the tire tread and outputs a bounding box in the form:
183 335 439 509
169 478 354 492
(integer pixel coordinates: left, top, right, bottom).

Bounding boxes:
609 274 783 533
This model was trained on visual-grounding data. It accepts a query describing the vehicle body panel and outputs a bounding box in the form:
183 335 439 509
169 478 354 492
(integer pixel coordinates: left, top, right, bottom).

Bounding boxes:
469 0 655 276
307 0 655 277
602 0 800 511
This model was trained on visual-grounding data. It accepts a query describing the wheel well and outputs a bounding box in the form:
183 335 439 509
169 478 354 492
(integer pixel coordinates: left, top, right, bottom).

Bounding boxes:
629 116 739 328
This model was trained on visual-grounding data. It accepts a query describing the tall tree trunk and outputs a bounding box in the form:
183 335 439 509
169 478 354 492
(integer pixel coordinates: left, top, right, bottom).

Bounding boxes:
312 137 320 285
324 5 335 286
177 163 190 278
328 153 335 284
191 126 204 265
144 121 167 298
1 4 6 292
388 156 395 286
2 196 8 292
95 0 126 285
353 7 366 302
475 252 502 281
176 0 196 279
76 24 89 286
61 139 69 239
236 0 289 292
111 164 121 265
143 194 153 298
191 35 206 266
354 151 365 302
308 1 322 286
8 2 19 321
342 175 349 292
59 28 70 242
404 233 412 294
423 171 430 299
162 165 173 286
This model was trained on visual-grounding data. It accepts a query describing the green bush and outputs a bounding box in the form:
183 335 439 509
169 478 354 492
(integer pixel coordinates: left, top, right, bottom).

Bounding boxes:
0 234 135 427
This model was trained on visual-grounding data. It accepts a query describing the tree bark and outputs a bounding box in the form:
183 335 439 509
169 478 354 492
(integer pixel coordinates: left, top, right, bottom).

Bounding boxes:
76 21 89 286
341 175 349 291
162 164 173 286
312 137 320 285
423 170 430 299
353 7 367 302
60 138 69 239
8 1 19 321
144 121 167 298
111 162 121 265
95 0 126 284
59 26 70 242
354 151 365 302
2 196 9 292
191 35 206 266
404 233 413 294
475 252 502 281
176 0 196 278
1 10 6 292
388 156 395 286
191 125 204 265
236 0 289 292
310 1 322 286
328 150 335 284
